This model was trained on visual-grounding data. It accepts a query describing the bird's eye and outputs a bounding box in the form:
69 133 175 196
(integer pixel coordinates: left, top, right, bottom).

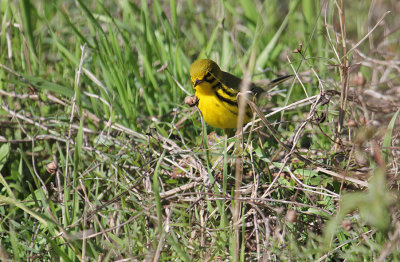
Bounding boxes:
205 72 211 78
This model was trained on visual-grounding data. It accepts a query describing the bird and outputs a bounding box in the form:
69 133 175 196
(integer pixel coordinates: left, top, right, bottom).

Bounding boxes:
189 59 292 130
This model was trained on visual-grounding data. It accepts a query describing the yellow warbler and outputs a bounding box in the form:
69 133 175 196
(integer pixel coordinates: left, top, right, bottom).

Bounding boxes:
189 59 291 129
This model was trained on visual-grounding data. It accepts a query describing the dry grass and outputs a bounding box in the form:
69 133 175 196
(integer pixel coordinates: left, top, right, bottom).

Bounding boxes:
0 0 399 260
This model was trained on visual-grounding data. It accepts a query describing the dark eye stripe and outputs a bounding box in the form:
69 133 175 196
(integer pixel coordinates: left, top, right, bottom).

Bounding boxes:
203 72 216 84
202 71 214 81
206 75 214 81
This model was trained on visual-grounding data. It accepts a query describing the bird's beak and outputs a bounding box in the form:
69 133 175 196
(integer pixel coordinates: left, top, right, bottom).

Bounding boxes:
194 79 202 87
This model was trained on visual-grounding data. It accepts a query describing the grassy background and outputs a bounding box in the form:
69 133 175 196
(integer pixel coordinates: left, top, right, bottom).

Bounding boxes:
0 0 399 260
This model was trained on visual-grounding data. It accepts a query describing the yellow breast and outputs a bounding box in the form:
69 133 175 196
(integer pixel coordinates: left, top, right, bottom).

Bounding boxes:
195 82 251 129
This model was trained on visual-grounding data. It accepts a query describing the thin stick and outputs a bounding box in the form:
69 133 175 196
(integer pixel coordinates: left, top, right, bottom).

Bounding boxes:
347 11 391 55
316 167 369 187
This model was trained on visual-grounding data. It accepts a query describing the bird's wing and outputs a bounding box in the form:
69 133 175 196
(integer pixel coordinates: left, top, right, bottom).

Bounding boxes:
221 71 261 94
220 71 242 90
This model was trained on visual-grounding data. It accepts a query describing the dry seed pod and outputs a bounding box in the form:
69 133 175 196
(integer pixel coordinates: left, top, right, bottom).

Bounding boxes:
184 96 199 107
46 159 58 175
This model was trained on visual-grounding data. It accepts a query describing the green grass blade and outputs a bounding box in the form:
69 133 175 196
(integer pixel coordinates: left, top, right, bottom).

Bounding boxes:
383 109 400 161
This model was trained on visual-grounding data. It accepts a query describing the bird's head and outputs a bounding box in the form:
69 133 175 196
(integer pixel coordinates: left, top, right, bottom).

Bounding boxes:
189 59 222 89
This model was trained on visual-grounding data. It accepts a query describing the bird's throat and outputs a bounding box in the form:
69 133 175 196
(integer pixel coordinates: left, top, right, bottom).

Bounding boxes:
195 82 215 96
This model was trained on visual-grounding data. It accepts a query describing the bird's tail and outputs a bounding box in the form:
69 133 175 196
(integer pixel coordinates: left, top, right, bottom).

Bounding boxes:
267 75 293 88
